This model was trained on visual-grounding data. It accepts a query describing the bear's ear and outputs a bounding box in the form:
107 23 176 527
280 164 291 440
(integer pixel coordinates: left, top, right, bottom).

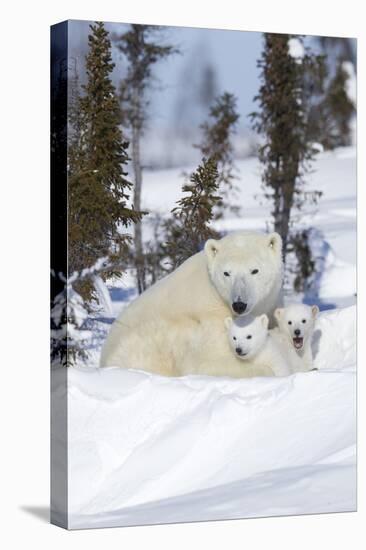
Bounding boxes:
260 314 269 329
204 239 219 260
274 308 283 322
224 317 233 329
268 232 282 253
311 305 319 318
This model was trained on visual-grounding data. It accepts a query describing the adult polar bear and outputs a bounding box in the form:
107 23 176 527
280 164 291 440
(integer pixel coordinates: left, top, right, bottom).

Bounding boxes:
100 231 283 378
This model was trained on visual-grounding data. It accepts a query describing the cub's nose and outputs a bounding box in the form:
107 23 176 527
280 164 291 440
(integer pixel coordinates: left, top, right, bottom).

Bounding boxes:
232 301 247 314
294 329 301 336
235 347 243 355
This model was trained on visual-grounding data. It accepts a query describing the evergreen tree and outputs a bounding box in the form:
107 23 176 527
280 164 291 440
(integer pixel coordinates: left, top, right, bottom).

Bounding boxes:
51 282 90 367
51 257 114 366
250 34 322 264
310 37 356 150
288 229 316 293
114 24 178 294
320 61 355 148
68 22 141 301
304 57 328 148
173 48 218 143
198 62 218 108
318 36 356 69
164 156 220 270
196 92 240 218
67 57 83 151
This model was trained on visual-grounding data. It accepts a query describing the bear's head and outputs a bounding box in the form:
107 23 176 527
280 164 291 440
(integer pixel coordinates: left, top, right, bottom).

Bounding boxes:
274 303 319 352
225 314 269 360
205 231 283 316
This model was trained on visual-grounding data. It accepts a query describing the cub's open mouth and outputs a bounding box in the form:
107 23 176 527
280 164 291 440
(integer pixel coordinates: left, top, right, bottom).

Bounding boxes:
293 337 304 349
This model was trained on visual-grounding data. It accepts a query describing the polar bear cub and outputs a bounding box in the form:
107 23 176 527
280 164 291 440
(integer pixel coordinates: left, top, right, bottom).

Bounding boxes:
225 314 292 377
273 303 319 371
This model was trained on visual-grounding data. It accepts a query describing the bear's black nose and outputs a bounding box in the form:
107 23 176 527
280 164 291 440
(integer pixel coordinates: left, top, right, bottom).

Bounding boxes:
232 301 247 314
235 347 242 355
294 329 301 336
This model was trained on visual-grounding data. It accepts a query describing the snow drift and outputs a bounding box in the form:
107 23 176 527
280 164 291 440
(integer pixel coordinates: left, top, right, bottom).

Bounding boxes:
66 305 356 529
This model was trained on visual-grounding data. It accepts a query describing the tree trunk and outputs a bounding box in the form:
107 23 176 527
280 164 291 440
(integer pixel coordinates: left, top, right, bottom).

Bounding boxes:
273 176 294 263
132 123 145 294
274 202 291 261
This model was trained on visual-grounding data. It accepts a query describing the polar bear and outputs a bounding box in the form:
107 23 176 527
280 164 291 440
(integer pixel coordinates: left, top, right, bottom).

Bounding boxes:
272 303 319 372
225 314 292 377
100 231 283 378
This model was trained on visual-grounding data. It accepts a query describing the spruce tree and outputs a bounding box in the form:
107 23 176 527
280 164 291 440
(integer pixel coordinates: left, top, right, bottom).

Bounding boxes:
51 282 90 367
164 156 220 270
320 61 355 148
196 92 240 218
318 36 356 69
67 57 83 152
308 37 356 150
288 229 316 293
250 33 321 264
68 22 141 301
114 24 178 294
51 257 116 366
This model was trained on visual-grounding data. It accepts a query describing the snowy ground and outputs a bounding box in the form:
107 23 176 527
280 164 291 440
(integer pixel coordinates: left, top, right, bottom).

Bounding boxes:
67 307 356 529
66 146 356 528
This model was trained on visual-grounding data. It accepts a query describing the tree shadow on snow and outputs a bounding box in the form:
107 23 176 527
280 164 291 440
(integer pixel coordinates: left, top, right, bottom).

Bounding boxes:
109 286 136 303
302 231 336 312
301 231 336 360
96 316 115 325
95 286 137 325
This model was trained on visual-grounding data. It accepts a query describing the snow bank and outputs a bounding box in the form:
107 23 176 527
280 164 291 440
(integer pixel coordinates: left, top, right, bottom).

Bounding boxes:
66 305 356 529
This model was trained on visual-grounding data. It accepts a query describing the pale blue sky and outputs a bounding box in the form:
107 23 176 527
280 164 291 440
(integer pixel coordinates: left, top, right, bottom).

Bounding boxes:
68 20 263 131
67 20 355 168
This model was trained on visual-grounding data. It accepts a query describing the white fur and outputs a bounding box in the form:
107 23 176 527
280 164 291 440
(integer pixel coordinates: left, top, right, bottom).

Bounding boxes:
100 231 283 377
225 314 293 377
272 303 319 372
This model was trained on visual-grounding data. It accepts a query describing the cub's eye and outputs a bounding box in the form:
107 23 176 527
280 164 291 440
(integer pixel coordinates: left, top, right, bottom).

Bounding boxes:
224 271 230 277
251 269 259 275
302 319 306 323
288 321 292 325
233 336 237 341
247 335 252 339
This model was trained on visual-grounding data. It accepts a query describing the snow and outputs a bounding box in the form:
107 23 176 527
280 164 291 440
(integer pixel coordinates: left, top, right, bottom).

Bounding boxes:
288 38 305 61
92 275 113 316
341 61 357 146
342 61 357 107
63 145 356 528
65 306 356 529
312 142 324 153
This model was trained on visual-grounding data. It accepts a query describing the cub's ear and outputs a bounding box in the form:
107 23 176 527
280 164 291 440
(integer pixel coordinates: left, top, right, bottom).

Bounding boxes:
311 305 319 318
268 232 282 253
260 314 269 329
274 308 283 322
204 239 220 260
224 317 233 329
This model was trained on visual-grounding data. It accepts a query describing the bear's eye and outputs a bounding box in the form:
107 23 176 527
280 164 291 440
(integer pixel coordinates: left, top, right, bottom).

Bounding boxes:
233 336 237 341
288 321 292 325
247 335 252 339
302 319 306 323
251 269 259 275
224 271 230 277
